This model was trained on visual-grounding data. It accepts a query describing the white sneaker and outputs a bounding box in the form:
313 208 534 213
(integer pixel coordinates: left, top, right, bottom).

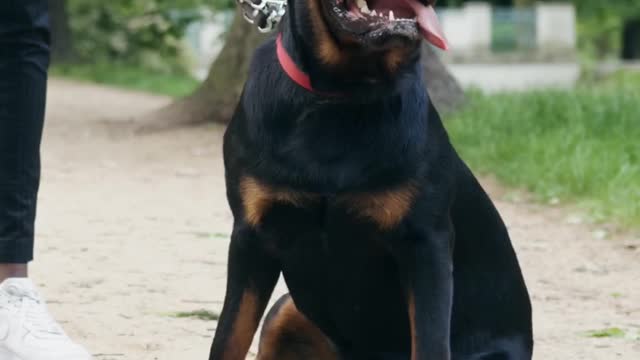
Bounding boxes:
0 278 91 360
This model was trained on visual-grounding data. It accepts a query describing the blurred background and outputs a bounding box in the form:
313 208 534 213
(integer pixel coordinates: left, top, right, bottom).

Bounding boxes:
48 0 640 227
34 1 640 359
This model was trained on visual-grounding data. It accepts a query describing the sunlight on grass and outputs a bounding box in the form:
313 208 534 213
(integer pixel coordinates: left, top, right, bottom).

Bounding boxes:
51 62 639 228
51 63 199 98
446 78 640 228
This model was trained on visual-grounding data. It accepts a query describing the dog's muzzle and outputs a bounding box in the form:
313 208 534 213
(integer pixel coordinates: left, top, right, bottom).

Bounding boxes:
237 0 287 32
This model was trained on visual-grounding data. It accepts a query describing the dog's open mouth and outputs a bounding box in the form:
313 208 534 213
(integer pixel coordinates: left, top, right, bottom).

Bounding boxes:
322 0 447 49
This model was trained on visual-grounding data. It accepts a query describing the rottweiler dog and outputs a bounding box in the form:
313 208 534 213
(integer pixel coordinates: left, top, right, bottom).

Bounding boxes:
208 0 533 359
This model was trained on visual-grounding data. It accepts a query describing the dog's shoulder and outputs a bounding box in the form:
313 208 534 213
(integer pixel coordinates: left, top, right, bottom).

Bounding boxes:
239 37 311 124
247 37 278 77
244 38 281 96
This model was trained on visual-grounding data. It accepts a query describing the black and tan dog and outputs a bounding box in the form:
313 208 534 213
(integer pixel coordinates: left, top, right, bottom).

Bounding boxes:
208 0 533 359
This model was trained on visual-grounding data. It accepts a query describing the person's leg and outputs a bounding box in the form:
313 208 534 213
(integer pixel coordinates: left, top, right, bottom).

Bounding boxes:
0 0 49 278
0 264 28 279
0 2 90 359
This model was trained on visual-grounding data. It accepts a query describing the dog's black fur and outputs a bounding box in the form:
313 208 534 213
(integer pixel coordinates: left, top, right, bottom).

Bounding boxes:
208 0 533 359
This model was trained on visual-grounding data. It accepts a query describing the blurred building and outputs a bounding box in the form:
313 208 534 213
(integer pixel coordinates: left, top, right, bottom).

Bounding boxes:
438 2 576 62
436 2 579 92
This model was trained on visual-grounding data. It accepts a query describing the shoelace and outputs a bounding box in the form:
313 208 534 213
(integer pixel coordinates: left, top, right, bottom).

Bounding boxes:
4 286 65 337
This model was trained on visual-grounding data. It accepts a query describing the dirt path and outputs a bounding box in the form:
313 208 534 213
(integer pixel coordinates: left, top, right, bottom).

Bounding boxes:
36 79 639 360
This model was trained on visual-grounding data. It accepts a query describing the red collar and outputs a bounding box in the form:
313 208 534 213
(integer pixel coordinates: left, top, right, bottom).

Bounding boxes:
276 34 340 96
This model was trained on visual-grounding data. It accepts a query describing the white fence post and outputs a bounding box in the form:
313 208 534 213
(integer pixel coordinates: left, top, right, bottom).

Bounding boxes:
464 2 492 53
440 2 491 55
536 2 576 51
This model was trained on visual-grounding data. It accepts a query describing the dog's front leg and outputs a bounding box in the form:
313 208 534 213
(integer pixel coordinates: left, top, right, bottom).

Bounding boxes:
396 221 453 360
208 224 280 360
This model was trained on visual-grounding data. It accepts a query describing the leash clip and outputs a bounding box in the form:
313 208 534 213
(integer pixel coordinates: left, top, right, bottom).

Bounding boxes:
237 0 287 33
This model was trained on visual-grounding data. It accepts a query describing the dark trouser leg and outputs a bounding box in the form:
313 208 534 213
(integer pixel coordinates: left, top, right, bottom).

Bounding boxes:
0 0 50 264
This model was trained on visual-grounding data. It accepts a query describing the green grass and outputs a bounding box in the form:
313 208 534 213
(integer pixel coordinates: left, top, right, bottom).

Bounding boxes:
171 309 220 321
51 63 199 97
583 327 626 338
445 77 640 228
599 70 640 88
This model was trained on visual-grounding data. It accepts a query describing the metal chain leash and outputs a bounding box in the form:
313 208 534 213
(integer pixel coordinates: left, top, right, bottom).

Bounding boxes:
236 0 287 32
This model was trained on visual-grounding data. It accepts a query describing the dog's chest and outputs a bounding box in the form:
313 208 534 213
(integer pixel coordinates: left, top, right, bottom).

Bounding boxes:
256 102 427 192
243 180 417 347
240 176 418 233
239 176 415 343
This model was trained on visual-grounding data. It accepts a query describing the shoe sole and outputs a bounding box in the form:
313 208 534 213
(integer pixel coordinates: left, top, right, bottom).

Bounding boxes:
0 346 20 360
0 347 91 360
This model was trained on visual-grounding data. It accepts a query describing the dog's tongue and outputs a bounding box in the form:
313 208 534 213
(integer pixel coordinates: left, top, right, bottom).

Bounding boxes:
402 0 448 50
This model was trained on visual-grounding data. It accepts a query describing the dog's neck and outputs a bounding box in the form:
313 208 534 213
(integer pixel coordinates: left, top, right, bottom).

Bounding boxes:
278 25 347 95
278 16 422 100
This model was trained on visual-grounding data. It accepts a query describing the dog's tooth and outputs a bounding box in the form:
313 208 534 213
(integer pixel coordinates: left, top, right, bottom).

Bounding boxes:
389 10 394 20
356 0 370 13
371 9 376 16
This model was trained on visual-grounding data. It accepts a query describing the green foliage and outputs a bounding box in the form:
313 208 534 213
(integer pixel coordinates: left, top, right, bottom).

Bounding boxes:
172 309 220 321
445 76 640 228
571 1 640 59
210 0 235 10
66 0 218 73
568 0 640 20
546 1 640 59
51 62 199 97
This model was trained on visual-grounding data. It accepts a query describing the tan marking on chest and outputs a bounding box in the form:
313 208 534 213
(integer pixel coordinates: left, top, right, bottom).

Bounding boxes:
338 182 419 230
240 176 319 226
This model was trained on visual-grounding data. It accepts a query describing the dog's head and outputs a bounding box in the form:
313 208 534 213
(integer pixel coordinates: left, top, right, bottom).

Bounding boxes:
286 0 447 85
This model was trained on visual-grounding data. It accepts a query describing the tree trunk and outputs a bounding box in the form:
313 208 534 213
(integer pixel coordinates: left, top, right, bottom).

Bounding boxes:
622 18 640 60
48 0 75 63
137 12 464 132
136 12 267 132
